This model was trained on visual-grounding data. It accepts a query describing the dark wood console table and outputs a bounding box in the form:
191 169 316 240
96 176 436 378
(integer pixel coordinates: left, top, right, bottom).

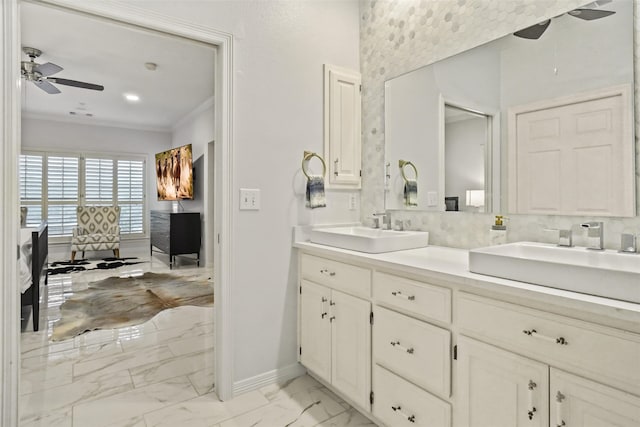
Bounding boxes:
150 211 201 269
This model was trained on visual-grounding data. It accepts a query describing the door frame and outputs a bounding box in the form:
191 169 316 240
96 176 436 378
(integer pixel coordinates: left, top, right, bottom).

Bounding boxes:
1 3 236 422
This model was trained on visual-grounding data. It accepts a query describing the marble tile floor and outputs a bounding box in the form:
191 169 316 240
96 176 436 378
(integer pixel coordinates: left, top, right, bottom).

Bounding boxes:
20 254 377 427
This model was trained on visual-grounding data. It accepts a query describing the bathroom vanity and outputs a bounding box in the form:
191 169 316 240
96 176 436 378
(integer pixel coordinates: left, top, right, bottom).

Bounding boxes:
295 240 640 427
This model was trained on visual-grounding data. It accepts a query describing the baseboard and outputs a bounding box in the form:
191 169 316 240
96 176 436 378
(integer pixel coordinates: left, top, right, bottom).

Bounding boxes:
232 363 307 396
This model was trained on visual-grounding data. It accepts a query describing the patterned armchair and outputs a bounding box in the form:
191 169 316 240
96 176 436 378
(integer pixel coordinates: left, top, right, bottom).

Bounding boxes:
71 206 121 261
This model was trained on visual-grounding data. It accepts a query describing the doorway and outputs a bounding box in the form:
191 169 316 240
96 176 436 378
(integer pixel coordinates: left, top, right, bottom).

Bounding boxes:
1 1 234 423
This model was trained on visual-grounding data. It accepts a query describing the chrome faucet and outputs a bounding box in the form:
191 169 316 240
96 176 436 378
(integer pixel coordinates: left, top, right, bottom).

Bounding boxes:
372 212 391 230
581 221 604 250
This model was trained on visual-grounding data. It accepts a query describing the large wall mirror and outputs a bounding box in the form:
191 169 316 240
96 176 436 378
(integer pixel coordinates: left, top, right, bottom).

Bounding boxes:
384 0 635 217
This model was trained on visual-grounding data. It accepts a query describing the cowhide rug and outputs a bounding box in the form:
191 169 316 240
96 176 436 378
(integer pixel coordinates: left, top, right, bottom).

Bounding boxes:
51 272 213 341
48 257 143 276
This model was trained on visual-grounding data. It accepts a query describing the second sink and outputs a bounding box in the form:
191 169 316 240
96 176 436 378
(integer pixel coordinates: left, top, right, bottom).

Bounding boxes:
469 242 640 303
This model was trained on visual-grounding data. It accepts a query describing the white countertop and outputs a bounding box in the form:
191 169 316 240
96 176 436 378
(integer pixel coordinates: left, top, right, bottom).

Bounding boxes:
294 240 640 328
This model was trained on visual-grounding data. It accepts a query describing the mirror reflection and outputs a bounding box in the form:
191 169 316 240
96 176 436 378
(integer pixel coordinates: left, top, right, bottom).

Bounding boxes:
384 0 634 216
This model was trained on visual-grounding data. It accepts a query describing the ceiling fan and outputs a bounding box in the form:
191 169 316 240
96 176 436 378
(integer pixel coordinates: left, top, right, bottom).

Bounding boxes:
21 47 104 94
513 0 616 40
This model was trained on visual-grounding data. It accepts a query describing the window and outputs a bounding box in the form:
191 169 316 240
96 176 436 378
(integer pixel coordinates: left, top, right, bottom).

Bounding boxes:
19 151 146 238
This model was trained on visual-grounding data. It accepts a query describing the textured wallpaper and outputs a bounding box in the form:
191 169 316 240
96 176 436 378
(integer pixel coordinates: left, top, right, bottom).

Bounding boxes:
359 0 640 249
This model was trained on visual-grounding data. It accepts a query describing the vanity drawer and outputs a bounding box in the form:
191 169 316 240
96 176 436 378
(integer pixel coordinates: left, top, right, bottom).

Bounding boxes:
373 364 451 427
300 253 371 298
374 272 451 324
458 293 640 396
373 306 450 397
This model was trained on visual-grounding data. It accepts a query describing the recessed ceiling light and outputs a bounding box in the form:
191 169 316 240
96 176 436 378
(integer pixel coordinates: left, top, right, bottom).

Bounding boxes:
124 93 140 102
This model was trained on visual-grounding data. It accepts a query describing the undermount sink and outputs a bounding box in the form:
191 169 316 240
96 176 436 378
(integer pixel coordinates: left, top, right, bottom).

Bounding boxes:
309 226 429 253
469 242 640 303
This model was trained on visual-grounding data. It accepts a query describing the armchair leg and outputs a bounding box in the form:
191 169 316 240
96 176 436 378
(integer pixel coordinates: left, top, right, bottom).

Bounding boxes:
82 251 85 259
71 251 76 262
114 249 120 258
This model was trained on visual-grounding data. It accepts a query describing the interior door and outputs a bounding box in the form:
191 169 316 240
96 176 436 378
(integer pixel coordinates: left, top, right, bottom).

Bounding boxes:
511 88 633 216
299 280 332 383
331 289 371 409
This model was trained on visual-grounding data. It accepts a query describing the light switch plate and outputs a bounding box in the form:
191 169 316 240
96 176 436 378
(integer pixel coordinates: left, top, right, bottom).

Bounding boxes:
239 188 260 210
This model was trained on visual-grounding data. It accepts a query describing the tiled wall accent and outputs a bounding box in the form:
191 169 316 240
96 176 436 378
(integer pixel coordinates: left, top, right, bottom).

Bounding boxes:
359 0 640 249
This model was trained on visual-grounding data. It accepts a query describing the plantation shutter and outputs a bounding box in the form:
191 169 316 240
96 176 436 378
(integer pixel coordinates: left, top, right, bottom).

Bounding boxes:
85 158 114 204
117 159 145 234
47 155 79 236
19 154 44 226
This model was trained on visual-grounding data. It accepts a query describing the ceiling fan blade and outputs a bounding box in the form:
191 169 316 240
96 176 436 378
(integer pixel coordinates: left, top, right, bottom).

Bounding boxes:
568 8 615 20
34 62 63 77
33 79 61 94
513 20 551 39
47 77 104 91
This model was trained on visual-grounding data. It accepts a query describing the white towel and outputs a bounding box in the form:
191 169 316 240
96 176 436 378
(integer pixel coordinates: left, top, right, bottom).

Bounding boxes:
306 175 326 209
404 179 418 207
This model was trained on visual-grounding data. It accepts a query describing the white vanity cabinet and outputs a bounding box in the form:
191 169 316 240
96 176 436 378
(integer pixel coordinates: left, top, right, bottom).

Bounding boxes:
456 293 640 427
299 255 372 410
296 246 640 427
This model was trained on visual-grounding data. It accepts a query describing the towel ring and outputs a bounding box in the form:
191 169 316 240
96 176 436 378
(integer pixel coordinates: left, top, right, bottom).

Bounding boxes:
399 159 418 182
302 151 327 180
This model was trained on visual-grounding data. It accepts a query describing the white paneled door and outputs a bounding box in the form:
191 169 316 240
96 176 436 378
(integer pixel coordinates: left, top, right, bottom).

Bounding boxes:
509 85 634 216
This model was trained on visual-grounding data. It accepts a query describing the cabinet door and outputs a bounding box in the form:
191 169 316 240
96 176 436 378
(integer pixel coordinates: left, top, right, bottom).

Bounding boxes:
456 336 548 427
551 368 640 427
331 289 371 410
300 280 332 383
324 64 362 188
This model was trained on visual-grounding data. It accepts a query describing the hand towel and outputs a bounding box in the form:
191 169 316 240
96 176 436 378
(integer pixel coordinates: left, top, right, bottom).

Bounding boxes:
404 179 418 207
306 175 326 209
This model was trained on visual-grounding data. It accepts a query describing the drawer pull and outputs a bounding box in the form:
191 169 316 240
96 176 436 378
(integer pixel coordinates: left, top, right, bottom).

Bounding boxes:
391 405 416 423
391 291 416 301
527 380 537 420
522 329 568 345
390 340 415 354
555 391 566 427
320 269 336 277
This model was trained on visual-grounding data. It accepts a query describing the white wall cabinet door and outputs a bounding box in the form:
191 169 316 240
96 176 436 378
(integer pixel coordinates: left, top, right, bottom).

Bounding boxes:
456 336 549 427
324 64 361 188
300 280 332 383
331 289 371 409
551 368 640 427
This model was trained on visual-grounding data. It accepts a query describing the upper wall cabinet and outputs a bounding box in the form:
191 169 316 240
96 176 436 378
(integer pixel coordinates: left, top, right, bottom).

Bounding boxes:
324 64 362 189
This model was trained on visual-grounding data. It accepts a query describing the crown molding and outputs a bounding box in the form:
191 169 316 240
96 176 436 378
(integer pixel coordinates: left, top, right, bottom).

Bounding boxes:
22 111 172 133
172 96 215 132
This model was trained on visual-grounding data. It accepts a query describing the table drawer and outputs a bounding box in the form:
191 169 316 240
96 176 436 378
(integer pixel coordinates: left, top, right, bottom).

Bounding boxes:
301 253 371 298
458 293 640 396
373 364 451 427
374 272 451 324
373 306 450 397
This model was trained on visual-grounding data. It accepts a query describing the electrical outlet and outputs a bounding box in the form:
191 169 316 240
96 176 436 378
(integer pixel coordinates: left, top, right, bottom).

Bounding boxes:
427 191 438 207
239 188 260 210
348 194 358 211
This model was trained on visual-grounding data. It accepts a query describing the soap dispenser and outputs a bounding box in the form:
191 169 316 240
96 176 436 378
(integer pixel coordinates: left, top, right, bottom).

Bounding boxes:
490 215 508 245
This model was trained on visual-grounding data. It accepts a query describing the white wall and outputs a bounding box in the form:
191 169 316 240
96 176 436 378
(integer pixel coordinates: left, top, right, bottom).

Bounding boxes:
171 98 215 266
21 116 172 258
125 0 361 385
